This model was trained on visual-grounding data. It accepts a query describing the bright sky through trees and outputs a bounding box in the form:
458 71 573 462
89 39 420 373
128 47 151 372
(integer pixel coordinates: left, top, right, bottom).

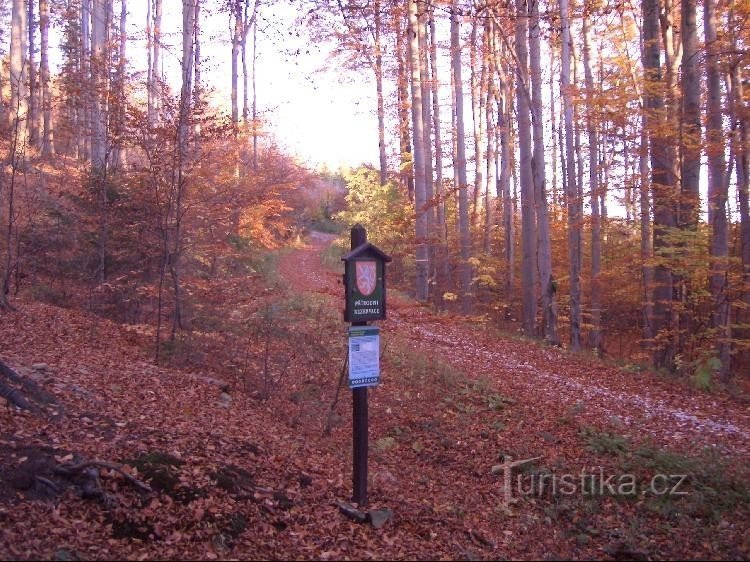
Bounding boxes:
64 0 383 169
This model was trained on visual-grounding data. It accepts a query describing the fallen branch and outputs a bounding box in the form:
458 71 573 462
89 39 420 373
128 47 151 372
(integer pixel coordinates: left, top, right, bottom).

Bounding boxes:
323 355 348 436
55 460 153 494
0 380 37 412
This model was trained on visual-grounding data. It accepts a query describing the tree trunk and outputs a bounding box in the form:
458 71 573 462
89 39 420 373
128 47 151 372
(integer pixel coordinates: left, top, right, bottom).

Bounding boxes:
418 5 434 260
90 0 107 172
231 0 241 137
643 0 677 370
39 0 52 156
251 17 258 171
516 0 537 336
408 0 428 302
395 5 413 201
483 18 495 255
500 73 514 295
705 0 730 379
451 1 471 312
530 0 558 344
9 0 28 164
172 0 196 337
561 0 581 350
729 9 749 368
27 0 39 150
429 6 445 244
428 5 448 299
112 0 126 169
679 0 700 230
375 0 387 185
582 16 601 352
470 17 483 228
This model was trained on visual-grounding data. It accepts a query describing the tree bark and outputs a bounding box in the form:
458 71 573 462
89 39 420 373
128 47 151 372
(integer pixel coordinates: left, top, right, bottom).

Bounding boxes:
39 0 52 156
561 0 581 350
643 0 677 370
374 0 387 185
530 0 558 344
451 1 471 312
516 0 537 336
408 0 428 302
395 4 413 201
705 0 730 379
582 16 601 352
27 0 39 149
9 0 28 164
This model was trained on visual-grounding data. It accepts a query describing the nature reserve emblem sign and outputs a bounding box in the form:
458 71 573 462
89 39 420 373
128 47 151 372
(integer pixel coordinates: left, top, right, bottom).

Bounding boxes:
342 240 390 322
355 260 377 296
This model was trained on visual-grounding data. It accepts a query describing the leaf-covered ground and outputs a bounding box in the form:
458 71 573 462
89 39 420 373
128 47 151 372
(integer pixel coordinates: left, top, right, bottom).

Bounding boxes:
1 233 749 560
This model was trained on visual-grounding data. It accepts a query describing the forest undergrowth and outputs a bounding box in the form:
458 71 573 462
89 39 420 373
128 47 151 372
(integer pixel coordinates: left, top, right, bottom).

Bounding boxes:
1 233 749 560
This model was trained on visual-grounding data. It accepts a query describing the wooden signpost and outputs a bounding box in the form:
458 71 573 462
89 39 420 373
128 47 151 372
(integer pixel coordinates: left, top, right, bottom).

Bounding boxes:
342 224 391 506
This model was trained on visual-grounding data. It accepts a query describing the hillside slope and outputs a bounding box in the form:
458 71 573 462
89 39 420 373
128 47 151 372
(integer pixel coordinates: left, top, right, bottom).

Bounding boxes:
0 234 748 560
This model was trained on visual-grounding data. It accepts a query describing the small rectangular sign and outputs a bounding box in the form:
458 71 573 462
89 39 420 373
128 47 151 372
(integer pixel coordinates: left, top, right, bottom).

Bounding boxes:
348 326 380 388
345 258 385 322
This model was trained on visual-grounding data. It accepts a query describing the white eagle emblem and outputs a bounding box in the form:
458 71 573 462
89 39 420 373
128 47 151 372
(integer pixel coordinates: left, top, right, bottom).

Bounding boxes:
355 260 377 296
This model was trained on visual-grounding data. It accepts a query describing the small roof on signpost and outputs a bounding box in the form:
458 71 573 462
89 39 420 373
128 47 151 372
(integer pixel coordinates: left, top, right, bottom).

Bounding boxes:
341 242 392 263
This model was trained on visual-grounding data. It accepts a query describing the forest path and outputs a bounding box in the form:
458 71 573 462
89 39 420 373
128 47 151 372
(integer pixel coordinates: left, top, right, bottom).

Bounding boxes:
280 232 750 460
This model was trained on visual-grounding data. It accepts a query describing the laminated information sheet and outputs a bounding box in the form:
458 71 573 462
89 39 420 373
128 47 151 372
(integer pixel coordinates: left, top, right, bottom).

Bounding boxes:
348 326 380 388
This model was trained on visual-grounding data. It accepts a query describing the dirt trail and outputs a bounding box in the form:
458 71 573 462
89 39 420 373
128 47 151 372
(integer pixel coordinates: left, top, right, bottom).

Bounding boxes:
281 232 750 458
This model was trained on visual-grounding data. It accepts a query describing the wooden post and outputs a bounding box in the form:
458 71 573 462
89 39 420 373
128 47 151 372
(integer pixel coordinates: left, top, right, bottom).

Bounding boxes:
350 224 368 506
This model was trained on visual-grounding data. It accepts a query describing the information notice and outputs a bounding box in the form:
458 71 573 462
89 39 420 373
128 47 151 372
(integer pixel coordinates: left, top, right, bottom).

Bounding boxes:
348 326 380 388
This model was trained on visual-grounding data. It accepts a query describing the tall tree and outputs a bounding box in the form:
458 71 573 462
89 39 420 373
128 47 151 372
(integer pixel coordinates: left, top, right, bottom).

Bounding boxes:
582 14 601 352
9 0 28 164
643 0 678 369
27 0 39 148
705 0 730 378
516 0 537 335
451 0 471 312
530 0 558 344
39 0 52 156
561 0 581 350
408 0 428 302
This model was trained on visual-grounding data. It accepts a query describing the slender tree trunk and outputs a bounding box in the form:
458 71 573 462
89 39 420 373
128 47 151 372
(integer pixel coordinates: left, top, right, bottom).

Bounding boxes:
451 1 471 312
643 0 677 370
112 0 126 169
470 16 483 227
252 18 258 171
80 0 91 159
154 0 162 115
409 0 428 302
483 18 495 254
516 0 537 336
530 0 558 344
171 0 196 338
428 5 448 299
375 0 387 185
39 0 52 156
429 6 445 243
582 16 601 352
90 0 107 172
549 42 558 207
729 10 749 367
231 0 241 137
396 5 413 201
27 0 39 150
679 0 700 230
705 0 730 379
91 0 110 286
501 74 514 295
9 0 28 164
418 5 434 258
561 0 581 350
640 114 654 346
